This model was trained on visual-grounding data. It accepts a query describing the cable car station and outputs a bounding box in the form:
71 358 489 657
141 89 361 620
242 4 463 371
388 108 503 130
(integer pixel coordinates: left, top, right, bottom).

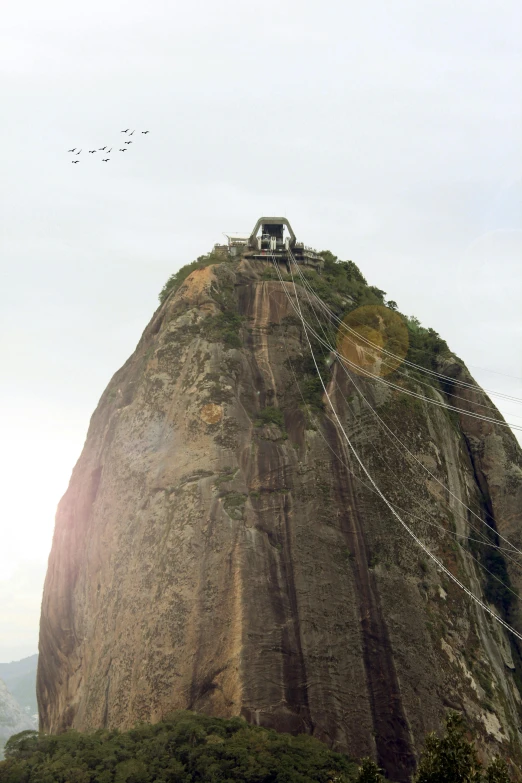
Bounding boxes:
221 217 323 269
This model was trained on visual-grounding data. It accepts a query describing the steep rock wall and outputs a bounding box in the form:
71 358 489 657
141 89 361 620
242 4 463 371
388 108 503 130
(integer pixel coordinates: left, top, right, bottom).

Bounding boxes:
38 259 522 781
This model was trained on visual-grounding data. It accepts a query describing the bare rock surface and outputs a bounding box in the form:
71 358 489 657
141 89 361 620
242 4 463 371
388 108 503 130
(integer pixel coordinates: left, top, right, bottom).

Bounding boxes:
38 258 522 781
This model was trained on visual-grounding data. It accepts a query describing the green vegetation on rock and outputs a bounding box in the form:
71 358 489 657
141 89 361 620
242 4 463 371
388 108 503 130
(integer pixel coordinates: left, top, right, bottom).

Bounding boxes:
287 346 328 411
0 711 514 782
159 250 228 304
206 311 243 349
159 247 453 385
414 712 511 783
319 252 367 286
0 712 360 783
403 316 452 374
255 406 285 428
311 252 383 311
310 252 453 379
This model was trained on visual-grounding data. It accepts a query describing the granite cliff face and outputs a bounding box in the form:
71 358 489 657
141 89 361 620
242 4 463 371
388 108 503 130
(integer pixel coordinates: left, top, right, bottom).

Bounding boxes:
38 257 522 781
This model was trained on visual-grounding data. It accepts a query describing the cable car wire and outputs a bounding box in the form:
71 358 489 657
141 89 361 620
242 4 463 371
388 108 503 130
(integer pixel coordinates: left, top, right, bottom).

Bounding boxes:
271 249 522 643
281 250 522 562
290 266 522 405
273 267 522 432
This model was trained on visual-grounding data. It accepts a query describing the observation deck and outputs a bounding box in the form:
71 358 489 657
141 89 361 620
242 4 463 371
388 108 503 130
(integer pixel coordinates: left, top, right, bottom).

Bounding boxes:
222 217 323 269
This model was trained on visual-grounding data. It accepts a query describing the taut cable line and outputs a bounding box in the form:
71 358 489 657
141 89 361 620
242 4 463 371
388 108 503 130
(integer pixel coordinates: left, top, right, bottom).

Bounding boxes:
271 266 522 432
280 261 522 606
280 251 522 557
291 266 522 405
287 272 522 418
269 249 522 642
264 277 522 603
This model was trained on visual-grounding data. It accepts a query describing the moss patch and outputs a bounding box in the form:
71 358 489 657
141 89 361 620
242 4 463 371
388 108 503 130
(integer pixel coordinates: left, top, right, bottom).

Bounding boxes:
255 406 284 428
221 491 247 519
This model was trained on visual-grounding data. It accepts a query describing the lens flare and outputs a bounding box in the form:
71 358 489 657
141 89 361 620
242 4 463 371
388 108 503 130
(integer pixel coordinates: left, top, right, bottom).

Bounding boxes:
336 305 409 377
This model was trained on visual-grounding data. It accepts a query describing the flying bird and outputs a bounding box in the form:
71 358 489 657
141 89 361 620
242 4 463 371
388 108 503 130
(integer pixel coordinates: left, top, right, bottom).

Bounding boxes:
99 146 107 151
89 150 96 153
141 131 149 134
129 130 135 135
72 160 80 164
75 149 82 155
107 148 112 153
124 140 132 144
102 158 110 162
119 148 127 152
121 129 130 133
68 147 77 152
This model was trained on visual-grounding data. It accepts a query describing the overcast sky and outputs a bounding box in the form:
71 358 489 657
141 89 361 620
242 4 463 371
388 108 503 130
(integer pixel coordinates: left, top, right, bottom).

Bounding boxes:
1 0 521 662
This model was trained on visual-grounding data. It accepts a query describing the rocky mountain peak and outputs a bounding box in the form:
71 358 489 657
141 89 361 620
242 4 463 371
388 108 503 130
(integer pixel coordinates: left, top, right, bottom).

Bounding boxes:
37 250 522 781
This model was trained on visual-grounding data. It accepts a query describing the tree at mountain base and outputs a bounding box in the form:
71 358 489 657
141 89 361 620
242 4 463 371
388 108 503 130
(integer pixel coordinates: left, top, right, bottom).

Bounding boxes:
414 713 511 783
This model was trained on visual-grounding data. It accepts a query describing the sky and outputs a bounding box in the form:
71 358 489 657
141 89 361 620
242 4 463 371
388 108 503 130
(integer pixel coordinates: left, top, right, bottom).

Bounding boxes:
0 0 521 662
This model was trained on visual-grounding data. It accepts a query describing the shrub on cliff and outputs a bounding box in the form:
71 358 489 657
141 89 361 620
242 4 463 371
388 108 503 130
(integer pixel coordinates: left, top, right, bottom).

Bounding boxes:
206 310 243 348
288 344 328 411
314 253 453 378
414 712 511 783
159 250 227 304
403 316 451 374
356 758 385 782
319 252 367 286
255 406 285 428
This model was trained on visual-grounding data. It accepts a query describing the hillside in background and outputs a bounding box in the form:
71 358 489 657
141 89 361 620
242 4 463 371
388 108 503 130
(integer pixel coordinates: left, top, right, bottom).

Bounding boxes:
0 656 38 718
0 680 37 759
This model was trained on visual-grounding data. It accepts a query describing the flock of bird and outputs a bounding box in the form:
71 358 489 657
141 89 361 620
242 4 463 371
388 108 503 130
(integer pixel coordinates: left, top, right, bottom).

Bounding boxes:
68 129 150 163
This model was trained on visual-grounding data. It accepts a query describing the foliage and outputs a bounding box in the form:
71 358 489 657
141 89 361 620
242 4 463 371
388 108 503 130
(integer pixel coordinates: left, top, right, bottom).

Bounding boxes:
0 711 359 783
319 252 367 285
367 286 386 302
484 758 512 783
414 712 512 783
159 249 454 399
255 406 285 428
1 711 515 783
356 758 384 782
403 315 451 374
310 252 386 313
288 344 329 411
261 265 280 281
159 250 227 304
206 310 243 348
3 731 38 760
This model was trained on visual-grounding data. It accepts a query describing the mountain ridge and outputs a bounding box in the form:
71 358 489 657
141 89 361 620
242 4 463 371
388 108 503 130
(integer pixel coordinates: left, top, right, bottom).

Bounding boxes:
37 251 522 781
0 679 37 758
